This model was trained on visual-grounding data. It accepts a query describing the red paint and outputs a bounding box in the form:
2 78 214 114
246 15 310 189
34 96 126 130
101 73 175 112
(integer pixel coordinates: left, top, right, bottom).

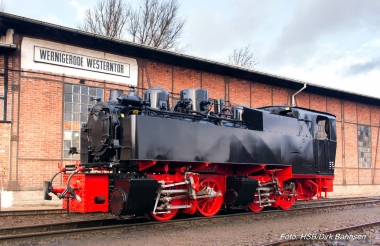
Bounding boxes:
62 173 109 213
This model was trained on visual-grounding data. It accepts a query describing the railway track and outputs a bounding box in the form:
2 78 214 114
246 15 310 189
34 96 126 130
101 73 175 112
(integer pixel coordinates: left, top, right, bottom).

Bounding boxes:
291 196 380 209
1 196 377 218
0 208 106 218
1 196 379 244
0 209 64 217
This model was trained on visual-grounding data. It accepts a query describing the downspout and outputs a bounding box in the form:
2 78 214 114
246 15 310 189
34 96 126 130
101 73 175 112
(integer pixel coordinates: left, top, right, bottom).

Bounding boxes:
292 83 307 106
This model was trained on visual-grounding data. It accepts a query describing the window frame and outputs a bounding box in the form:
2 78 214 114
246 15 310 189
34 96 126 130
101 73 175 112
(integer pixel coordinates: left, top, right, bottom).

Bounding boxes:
358 124 371 168
63 83 104 159
316 116 329 140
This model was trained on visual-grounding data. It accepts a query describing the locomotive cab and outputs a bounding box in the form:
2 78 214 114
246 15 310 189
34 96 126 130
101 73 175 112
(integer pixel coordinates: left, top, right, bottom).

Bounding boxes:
260 106 336 175
315 115 336 175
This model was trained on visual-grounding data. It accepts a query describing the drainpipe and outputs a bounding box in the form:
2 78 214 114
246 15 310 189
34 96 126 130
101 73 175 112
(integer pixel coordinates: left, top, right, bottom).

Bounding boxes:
292 83 307 106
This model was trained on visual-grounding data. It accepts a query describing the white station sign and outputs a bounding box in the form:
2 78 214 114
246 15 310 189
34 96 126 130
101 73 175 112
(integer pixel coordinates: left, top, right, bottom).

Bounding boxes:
34 46 130 77
21 37 138 85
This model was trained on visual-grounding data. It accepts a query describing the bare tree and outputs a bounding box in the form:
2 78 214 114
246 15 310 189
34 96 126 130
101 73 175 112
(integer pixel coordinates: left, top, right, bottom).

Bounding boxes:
127 0 185 50
78 0 185 51
77 0 131 39
0 0 6 12
227 45 258 69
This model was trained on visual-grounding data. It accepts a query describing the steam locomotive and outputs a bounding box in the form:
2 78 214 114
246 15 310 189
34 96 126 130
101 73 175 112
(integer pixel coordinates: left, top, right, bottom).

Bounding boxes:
44 86 336 221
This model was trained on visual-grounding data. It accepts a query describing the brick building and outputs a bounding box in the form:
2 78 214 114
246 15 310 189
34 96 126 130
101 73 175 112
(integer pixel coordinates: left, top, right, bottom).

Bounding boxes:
1 13 380 198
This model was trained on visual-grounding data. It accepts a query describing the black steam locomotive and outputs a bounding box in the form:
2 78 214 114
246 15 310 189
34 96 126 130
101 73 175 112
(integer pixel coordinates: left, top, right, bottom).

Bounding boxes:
44 86 336 221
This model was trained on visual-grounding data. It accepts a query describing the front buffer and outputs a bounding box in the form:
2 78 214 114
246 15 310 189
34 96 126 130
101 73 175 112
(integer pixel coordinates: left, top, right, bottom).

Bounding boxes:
43 166 158 215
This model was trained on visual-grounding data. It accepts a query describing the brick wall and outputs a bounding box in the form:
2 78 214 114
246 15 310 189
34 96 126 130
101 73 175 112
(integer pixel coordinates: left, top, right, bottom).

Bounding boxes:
0 54 10 190
201 73 225 101
251 83 272 107
229 78 250 107
2 36 380 190
19 78 62 159
0 123 10 185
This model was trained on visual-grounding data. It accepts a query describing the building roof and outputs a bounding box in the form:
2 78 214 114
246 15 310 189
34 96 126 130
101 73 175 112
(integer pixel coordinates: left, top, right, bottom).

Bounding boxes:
0 12 379 106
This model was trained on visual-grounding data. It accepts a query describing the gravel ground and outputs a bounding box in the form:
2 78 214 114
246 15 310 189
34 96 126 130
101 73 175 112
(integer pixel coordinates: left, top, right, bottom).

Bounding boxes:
3 204 380 246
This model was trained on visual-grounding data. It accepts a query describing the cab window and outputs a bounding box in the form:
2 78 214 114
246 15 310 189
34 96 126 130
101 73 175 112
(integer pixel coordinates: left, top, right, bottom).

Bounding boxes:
316 116 329 140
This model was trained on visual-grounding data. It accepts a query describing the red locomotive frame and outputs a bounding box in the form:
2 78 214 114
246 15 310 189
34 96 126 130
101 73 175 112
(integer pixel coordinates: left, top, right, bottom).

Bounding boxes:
47 160 333 221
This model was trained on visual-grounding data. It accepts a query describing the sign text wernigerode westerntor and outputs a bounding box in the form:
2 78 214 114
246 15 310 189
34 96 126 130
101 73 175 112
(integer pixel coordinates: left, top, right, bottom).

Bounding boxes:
34 46 130 77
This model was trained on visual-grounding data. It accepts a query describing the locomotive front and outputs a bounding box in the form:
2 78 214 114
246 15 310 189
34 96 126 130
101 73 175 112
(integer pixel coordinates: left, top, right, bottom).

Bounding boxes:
43 86 336 220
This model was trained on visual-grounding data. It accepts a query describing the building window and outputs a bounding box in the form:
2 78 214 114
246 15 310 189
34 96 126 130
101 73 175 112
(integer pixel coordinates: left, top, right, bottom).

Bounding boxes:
63 84 104 159
358 125 371 168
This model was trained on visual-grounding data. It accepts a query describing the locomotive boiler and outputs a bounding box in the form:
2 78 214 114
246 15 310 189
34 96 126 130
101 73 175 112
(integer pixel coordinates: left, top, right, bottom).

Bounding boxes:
43 86 336 221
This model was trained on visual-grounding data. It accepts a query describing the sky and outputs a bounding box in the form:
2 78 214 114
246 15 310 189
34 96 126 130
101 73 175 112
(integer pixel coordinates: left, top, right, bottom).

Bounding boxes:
3 0 380 98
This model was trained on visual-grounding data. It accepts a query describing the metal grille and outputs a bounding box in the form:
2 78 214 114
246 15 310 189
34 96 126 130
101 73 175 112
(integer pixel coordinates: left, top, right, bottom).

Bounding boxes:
63 84 104 159
358 125 371 168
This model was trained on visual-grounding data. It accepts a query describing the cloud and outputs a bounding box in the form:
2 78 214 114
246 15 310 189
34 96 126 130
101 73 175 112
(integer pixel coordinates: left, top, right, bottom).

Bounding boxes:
262 0 380 69
181 1 272 60
362 38 380 48
344 58 380 77
44 14 63 26
70 1 88 22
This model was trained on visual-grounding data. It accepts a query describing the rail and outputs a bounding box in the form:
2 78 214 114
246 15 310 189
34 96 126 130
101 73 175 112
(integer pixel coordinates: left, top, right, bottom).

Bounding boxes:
0 196 379 243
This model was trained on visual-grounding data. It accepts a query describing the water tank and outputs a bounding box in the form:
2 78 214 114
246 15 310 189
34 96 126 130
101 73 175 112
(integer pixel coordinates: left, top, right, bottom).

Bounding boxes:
180 88 209 113
109 89 123 104
232 105 246 121
144 87 170 110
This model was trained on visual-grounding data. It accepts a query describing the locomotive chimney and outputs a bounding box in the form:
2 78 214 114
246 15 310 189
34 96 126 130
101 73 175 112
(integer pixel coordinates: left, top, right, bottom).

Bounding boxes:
109 89 123 103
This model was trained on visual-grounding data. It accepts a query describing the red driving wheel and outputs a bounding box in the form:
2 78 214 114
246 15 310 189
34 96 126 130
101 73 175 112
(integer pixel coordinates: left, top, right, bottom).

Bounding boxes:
248 191 263 213
278 190 296 210
196 179 223 217
150 197 179 221
150 209 179 221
